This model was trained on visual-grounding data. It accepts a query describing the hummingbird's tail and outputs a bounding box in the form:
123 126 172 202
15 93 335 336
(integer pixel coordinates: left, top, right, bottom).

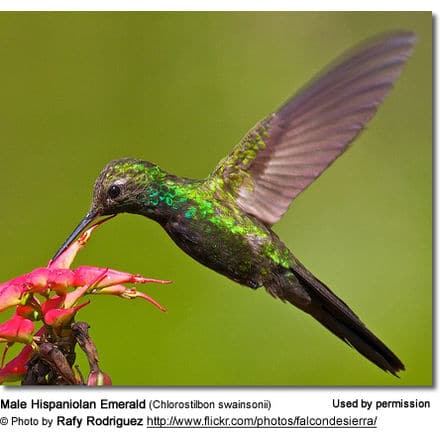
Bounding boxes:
265 261 404 375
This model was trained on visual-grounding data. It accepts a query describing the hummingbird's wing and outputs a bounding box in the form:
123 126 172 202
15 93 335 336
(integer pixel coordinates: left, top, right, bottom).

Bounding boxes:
210 31 415 225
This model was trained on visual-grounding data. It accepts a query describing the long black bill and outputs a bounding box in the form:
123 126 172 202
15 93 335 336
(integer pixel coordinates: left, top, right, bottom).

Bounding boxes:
52 210 100 261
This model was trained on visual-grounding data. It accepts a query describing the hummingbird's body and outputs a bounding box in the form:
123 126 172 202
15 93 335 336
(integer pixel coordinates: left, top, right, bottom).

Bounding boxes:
96 159 290 288
53 32 416 375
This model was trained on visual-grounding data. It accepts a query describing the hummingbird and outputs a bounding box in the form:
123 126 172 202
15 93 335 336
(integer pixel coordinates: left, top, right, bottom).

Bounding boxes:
53 31 415 375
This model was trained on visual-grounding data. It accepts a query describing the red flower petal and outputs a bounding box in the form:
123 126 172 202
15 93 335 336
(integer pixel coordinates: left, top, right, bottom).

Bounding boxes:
0 284 23 313
0 344 32 384
0 314 34 344
43 301 90 328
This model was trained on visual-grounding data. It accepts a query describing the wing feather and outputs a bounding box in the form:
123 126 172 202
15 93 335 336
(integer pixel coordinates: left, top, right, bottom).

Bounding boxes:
209 32 415 225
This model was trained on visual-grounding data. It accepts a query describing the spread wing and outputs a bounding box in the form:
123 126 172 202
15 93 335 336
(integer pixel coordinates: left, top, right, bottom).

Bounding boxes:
210 31 416 225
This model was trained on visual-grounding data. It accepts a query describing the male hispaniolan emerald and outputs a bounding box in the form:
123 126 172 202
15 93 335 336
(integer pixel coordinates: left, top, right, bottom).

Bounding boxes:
53 32 415 375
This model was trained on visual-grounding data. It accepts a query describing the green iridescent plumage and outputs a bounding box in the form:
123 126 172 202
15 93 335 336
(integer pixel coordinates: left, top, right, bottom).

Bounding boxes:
53 32 415 375
93 158 292 281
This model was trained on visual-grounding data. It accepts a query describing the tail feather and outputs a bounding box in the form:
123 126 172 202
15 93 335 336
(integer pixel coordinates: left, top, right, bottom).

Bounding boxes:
270 262 404 375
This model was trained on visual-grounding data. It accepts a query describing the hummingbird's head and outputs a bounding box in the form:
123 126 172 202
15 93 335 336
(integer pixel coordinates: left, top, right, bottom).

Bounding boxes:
52 158 161 261
91 158 157 216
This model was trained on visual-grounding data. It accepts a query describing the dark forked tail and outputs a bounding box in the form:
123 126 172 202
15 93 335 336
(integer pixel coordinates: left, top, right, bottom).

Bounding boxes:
270 262 404 375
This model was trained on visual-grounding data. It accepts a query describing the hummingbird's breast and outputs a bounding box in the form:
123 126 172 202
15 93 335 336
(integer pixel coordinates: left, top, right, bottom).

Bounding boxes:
155 181 293 287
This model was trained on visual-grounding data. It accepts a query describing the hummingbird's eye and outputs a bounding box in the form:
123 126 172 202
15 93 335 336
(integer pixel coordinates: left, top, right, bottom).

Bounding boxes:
107 184 121 199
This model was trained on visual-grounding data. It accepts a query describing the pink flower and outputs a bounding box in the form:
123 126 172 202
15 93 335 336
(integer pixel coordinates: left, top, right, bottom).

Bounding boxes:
0 344 33 384
0 216 170 384
0 314 34 344
44 301 90 328
0 283 23 313
0 327 45 384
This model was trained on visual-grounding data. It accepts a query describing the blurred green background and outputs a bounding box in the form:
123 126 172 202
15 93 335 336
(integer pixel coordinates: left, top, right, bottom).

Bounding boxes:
0 12 431 386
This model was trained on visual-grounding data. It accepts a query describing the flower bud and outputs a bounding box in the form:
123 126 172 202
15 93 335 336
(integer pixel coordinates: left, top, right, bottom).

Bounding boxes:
87 370 112 386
